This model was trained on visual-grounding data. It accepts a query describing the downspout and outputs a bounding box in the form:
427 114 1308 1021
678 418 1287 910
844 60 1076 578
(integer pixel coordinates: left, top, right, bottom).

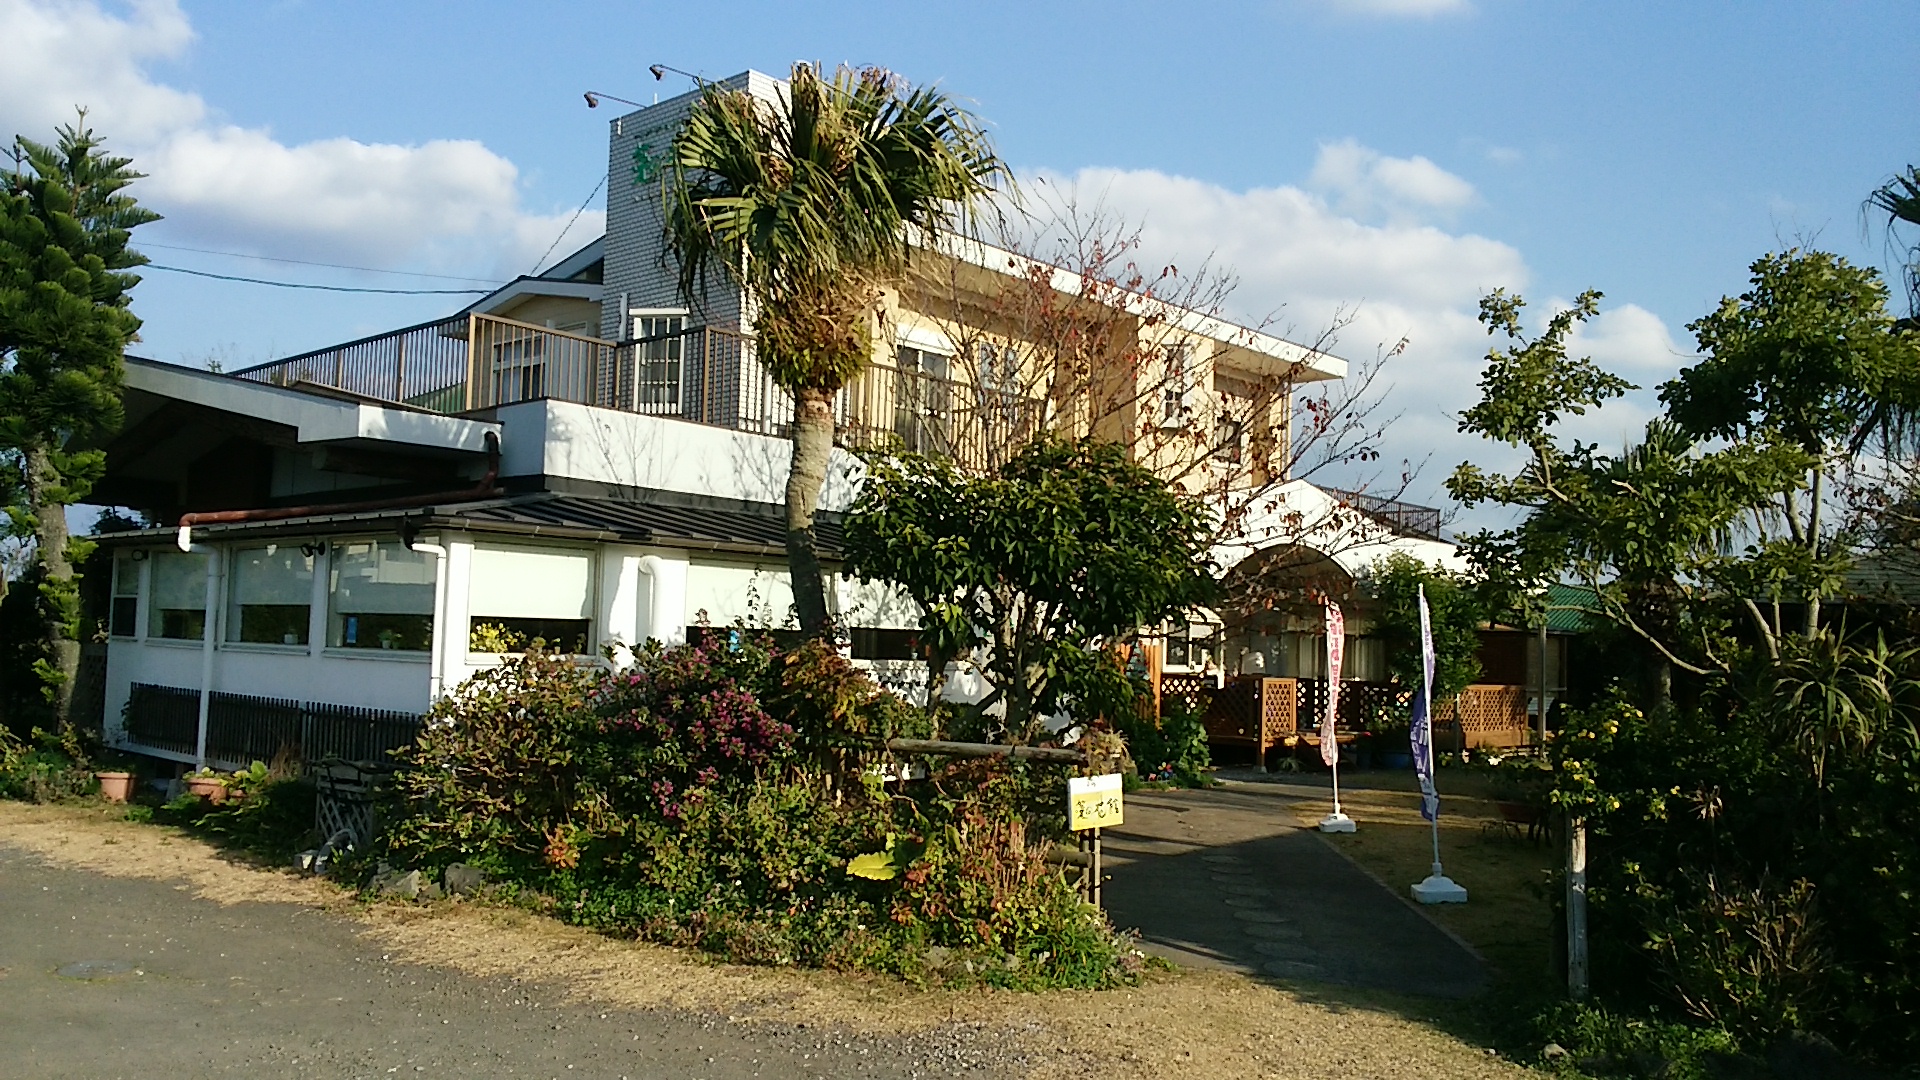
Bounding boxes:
175 431 500 549
635 555 669 649
175 528 224 768
411 541 449 702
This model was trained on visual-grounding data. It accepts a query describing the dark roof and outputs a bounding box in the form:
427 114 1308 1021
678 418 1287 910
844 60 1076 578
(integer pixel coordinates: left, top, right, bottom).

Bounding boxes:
95 491 837 560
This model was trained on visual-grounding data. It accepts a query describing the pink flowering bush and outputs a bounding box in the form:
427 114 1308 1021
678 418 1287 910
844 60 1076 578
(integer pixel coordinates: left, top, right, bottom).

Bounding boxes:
377 637 1132 988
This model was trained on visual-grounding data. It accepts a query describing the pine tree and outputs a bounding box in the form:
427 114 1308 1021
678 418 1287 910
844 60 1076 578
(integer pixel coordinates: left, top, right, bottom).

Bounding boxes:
0 113 159 731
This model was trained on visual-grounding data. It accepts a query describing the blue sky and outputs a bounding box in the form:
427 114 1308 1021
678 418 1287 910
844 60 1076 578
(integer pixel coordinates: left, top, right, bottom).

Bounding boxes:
5 0 1916 509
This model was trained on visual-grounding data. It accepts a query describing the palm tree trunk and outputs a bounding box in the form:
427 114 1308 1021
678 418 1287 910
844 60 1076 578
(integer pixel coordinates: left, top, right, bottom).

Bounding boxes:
786 387 835 635
25 445 79 730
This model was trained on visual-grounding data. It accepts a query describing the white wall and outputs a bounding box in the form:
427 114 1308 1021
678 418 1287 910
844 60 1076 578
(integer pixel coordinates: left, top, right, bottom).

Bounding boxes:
495 399 863 512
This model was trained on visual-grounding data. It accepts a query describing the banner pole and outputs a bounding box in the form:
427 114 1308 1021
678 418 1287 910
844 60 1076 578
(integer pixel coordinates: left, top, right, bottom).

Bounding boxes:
1318 601 1355 833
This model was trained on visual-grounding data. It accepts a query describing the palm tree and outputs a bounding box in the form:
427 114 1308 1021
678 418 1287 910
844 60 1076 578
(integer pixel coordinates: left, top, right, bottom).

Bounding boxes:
1870 165 1920 322
665 63 1004 635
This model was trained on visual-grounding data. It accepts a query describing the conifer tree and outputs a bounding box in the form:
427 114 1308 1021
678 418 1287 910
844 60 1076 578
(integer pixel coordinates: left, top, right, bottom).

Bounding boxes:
0 114 159 730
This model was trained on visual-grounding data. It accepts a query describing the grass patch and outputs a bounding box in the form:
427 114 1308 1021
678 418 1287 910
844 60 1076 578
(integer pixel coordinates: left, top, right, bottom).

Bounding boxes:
1286 766 1557 986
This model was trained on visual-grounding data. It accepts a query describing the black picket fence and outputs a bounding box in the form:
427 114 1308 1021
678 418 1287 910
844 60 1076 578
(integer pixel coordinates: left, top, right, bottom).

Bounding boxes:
123 682 423 766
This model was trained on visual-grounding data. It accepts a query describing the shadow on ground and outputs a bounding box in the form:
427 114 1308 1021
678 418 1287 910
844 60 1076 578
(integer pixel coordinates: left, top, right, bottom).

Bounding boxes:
1102 784 1487 1005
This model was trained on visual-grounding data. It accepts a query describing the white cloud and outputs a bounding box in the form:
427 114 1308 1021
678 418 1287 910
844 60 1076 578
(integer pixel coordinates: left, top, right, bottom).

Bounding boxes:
0 0 597 277
1025 161 1697 517
1308 139 1477 222
1314 0 1474 16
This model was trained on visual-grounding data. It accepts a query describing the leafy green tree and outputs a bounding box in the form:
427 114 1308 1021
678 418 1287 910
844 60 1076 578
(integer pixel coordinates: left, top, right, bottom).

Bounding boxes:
1368 552 1482 704
1665 250 1920 640
1447 289 1809 695
0 116 158 728
665 63 1004 635
843 438 1215 739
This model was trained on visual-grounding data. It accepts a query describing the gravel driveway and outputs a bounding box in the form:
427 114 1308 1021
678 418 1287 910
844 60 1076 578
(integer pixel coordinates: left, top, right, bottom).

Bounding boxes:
0 845 1026 1080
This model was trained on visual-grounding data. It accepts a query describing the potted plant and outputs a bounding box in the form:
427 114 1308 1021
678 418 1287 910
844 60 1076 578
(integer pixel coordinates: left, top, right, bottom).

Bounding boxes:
183 766 230 804
93 759 137 804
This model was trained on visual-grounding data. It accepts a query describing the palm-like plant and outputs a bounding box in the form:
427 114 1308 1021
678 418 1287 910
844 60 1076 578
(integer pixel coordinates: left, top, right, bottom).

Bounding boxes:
666 63 1004 634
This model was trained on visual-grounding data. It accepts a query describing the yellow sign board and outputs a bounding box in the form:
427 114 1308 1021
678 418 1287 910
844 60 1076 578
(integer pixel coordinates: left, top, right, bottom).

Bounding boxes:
1069 773 1124 831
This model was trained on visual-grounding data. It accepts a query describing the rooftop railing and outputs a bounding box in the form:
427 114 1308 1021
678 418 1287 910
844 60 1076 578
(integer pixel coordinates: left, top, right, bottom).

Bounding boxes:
233 318 1045 474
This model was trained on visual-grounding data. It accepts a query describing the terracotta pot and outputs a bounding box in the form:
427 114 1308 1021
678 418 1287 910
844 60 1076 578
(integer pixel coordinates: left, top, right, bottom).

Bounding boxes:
95 771 135 804
185 776 229 804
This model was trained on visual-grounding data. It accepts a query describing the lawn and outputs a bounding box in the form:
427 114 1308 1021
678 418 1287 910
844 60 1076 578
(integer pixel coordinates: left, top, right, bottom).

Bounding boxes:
1279 766 1561 992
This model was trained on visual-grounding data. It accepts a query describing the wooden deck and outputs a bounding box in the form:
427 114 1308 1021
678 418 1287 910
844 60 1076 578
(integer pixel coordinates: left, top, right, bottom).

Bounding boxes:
1161 674 1536 766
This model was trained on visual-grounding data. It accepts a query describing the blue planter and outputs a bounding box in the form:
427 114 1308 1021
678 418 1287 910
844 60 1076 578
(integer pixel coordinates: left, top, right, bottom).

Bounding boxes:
1377 751 1414 770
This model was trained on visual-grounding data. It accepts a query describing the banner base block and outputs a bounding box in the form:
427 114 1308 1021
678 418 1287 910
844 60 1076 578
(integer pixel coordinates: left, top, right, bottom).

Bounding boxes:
1317 812 1356 833
1412 874 1468 904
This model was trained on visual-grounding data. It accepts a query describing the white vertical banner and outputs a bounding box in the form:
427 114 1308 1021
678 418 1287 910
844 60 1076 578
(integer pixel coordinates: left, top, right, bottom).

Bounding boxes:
1321 602 1345 767
1317 600 1355 832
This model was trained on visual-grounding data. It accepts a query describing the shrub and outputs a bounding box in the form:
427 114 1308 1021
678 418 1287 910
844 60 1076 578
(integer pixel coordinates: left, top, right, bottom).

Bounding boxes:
0 728 95 802
1551 649 1920 1062
376 640 1136 989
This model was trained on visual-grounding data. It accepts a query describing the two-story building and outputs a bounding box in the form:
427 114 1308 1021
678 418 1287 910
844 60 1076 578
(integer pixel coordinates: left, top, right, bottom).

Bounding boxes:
84 69 1530 773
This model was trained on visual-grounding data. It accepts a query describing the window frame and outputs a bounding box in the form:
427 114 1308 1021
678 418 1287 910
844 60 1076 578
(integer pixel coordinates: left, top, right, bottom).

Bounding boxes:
325 537 436 654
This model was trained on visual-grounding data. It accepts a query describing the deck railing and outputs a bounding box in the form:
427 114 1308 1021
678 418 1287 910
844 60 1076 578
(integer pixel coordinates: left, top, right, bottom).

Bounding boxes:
236 319 1045 474
121 682 424 766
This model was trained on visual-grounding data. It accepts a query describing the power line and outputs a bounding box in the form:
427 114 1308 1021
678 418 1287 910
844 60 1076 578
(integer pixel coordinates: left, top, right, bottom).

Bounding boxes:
137 240 505 284
529 172 607 276
146 264 490 295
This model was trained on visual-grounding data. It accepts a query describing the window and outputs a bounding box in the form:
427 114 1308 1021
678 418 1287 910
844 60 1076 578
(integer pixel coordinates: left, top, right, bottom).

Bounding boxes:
1212 415 1244 463
467 545 592 654
227 544 314 645
631 313 686 410
109 555 140 638
1160 344 1192 427
148 551 207 640
328 540 434 651
851 627 921 661
893 345 953 454
493 336 546 402
1162 619 1220 671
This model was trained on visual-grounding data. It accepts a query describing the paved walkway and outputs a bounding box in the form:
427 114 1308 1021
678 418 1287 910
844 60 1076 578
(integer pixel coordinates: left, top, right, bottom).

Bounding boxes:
1101 783 1485 998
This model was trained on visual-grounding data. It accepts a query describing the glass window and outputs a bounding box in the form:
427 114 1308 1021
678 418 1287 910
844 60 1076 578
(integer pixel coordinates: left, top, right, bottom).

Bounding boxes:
227 544 315 645
328 540 434 651
148 551 208 640
632 314 686 410
467 545 592 654
893 345 953 454
109 555 140 638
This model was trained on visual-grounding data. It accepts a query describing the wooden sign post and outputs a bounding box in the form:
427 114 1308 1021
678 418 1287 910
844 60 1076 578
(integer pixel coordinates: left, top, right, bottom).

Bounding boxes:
1070 773 1123 910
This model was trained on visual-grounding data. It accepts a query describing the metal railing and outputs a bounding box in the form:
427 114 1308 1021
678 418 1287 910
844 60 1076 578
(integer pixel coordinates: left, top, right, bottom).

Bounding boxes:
1323 486 1445 540
237 319 1046 473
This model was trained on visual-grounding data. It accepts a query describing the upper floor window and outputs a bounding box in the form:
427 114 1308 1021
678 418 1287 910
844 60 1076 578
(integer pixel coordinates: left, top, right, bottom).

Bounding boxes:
1160 344 1193 428
631 312 687 410
893 345 953 455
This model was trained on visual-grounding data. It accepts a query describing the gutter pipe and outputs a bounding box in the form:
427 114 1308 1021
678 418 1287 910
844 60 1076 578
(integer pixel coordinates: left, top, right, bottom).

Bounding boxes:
173 528 224 768
410 541 450 702
175 431 500 549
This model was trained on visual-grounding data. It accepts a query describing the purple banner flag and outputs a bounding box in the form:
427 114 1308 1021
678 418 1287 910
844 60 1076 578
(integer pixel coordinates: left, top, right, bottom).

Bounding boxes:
1409 584 1440 822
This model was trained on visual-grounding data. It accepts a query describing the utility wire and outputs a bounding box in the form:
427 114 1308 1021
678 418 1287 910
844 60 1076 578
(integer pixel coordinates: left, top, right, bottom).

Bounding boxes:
529 172 607 276
147 264 490 295
137 241 506 284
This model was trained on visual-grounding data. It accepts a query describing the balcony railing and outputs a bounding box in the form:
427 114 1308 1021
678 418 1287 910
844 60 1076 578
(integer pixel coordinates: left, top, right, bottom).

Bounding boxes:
235 318 1046 474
